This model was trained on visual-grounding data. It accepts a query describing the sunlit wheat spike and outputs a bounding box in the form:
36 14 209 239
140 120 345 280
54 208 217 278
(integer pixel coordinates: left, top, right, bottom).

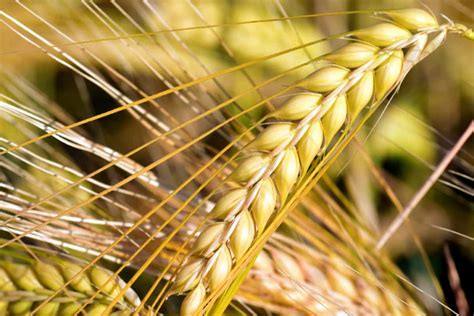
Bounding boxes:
0 242 144 315
243 245 425 315
172 9 462 314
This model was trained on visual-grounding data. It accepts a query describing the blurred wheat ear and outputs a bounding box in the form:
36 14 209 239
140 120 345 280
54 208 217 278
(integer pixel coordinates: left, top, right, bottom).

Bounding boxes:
0 1 472 316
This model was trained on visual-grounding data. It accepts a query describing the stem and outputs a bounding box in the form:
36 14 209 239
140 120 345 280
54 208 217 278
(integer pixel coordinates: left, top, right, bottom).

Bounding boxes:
376 121 473 250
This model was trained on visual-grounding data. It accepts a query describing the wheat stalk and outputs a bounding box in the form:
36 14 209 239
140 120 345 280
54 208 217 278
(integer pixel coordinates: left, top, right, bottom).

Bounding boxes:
171 9 469 315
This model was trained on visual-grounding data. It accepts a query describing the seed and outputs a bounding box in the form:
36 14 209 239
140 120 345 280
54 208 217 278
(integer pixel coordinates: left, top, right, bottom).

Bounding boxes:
249 123 296 151
58 261 94 293
272 94 322 120
89 266 121 298
298 66 350 92
347 70 374 120
374 50 404 100
326 266 357 299
180 282 206 316
0 267 15 315
9 301 33 315
86 304 108 316
230 210 255 261
297 121 324 173
352 23 412 47
173 259 204 293
300 262 329 287
463 28 474 41
273 147 300 204
251 178 277 234
3 262 42 291
325 42 379 68
270 250 305 282
229 154 269 183
208 245 232 292
36 302 60 316
258 276 282 294
383 9 438 31
59 302 82 315
193 223 226 255
254 251 274 273
0 267 15 291
321 95 347 143
210 188 247 219
34 261 64 291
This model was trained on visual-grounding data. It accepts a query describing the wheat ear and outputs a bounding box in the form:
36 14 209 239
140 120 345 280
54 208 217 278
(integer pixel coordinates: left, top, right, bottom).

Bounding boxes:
0 250 142 315
161 9 458 315
242 246 423 315
174 9 444 314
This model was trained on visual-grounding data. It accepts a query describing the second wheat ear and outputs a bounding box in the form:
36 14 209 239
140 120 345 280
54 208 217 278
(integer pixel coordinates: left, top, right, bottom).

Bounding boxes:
0 252 143 315
171 8 469 315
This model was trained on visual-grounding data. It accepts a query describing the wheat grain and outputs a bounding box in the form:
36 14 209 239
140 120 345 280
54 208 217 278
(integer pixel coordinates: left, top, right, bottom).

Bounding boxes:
171 9 458 315
0 256 142 315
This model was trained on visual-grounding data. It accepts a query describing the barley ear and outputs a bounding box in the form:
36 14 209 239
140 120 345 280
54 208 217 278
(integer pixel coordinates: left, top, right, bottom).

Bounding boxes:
171 10 462 313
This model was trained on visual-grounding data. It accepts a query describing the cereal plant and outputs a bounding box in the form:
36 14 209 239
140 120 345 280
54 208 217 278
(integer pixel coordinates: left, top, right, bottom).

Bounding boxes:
0 1 472 315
